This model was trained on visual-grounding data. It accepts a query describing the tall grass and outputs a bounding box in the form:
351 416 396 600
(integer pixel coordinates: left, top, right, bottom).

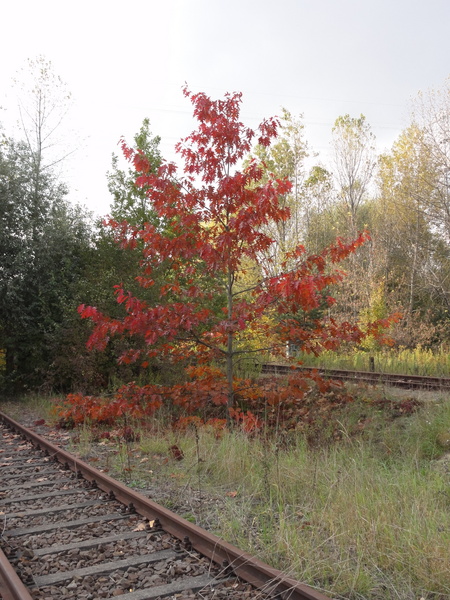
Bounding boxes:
188 411 450 599
299 346 450 377
105 400 450 600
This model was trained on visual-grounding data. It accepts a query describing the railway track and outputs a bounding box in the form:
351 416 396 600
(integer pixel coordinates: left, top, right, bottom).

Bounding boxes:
261 363 450 391
0 411 330 600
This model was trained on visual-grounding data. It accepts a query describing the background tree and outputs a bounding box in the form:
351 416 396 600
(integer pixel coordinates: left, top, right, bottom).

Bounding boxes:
246 109 309 275
0 135 92 391
332 114 376 236
301 165 336 253
107 118 163 227
325 115 377 321
13 56 73 213
375 123 450 346
0 58 92 393
412 78 450 242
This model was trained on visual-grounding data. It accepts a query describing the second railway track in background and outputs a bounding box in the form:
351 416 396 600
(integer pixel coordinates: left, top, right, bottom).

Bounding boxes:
0 411 330 600
261 363 450 391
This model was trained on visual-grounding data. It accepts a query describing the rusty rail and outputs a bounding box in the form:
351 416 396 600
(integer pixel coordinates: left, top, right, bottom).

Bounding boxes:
0 548 34 600
0 411 331 600
261 363 450 391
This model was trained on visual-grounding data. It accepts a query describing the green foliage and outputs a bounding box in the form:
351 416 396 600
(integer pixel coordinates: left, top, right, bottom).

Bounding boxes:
0 137 93 392
359 280 390 351
107 118 163 227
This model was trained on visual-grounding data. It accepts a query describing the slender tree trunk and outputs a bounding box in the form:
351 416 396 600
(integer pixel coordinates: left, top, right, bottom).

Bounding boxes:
226 269 234 425
408 206 421 314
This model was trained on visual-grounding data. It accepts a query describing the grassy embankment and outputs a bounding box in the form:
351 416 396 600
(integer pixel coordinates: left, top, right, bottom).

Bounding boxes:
2 388 450 600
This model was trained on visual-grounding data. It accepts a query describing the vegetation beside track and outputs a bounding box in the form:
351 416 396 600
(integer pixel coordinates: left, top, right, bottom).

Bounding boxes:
2 387 450 600
298 346 450 378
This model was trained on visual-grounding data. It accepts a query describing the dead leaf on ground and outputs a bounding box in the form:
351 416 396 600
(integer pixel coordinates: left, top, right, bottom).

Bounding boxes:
169 445 184 461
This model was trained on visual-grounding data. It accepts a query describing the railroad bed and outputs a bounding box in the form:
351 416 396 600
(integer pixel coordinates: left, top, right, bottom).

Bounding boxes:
0 412 329 600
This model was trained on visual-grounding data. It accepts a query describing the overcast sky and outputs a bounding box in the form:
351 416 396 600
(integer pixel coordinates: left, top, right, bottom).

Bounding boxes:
1 0 449 216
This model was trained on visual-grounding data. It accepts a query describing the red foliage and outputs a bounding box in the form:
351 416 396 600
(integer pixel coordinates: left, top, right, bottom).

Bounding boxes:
54 385 162 427
62 88 397 428
229 408 263 433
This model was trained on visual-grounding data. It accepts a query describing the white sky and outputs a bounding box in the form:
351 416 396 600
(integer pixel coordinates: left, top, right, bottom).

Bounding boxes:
1 0 449 217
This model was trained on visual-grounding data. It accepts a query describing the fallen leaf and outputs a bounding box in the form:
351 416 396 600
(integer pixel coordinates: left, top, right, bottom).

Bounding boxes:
169 445 184 461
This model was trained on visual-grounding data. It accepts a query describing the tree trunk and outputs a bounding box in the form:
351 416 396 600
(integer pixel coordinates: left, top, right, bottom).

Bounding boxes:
226 269 234 425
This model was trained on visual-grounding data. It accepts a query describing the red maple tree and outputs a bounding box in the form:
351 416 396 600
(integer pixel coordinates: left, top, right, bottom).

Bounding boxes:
75 88 397 427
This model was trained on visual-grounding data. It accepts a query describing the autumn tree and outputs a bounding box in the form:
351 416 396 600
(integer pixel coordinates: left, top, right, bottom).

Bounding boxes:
77 89 391 424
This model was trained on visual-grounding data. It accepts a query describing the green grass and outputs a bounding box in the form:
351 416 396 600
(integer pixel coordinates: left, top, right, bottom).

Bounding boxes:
298 346 450 377
2 393 450 600
170 401 450 599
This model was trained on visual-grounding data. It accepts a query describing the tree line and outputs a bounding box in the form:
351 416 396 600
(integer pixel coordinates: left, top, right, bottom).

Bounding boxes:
1 58 449 396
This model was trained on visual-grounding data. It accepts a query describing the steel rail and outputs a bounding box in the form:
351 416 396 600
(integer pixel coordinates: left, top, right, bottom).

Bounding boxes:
0 411 330 600
0 548 34 600
261 363 450 390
